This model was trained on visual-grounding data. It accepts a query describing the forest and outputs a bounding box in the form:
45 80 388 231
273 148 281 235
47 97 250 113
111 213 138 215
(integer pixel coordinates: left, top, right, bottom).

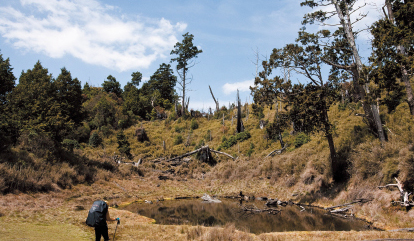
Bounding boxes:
0 0 414 240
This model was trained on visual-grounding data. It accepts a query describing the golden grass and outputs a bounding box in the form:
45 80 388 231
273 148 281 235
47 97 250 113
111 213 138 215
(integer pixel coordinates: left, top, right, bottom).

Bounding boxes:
2 102 414 240
0 222 92 241
258 231 414 241
1 178 414 241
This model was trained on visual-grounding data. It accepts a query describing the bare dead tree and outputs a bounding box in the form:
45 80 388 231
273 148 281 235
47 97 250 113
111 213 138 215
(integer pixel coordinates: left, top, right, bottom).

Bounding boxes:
378 177 413 207
237 89 244 133
209 85 219 113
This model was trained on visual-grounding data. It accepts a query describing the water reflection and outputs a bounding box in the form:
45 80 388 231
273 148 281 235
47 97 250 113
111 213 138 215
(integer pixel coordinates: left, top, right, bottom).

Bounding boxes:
122 199 370 234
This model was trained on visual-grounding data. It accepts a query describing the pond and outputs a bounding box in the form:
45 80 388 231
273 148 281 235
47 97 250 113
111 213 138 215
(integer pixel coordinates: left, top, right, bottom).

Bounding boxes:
121 198 372 234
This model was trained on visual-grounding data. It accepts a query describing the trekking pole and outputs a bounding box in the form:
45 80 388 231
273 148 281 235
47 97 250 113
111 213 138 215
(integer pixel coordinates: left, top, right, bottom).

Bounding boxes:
113 218 120 241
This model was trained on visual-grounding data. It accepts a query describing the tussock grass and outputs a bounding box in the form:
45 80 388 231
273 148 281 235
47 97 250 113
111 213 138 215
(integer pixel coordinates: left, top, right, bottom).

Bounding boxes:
186 223 255 241
0 222 92 241
2 101 414 239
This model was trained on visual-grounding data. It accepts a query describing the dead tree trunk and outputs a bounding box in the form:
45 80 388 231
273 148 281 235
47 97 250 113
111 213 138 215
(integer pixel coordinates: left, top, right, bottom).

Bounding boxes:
166 145 234 162
378 177 412 207
332 0 385 142
209 85 220 113
237 90 244 133
265 145 287 158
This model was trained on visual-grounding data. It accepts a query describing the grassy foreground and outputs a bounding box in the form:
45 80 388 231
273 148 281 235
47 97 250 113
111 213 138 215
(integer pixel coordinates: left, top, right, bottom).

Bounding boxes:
2 102 414 240
1 176 414 241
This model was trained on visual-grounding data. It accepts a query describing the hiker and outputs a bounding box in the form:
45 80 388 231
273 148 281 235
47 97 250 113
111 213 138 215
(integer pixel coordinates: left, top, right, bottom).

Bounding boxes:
86 200 120 241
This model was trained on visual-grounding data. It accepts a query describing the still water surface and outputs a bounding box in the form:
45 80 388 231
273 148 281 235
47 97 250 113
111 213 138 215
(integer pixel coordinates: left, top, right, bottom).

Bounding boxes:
122 199 371 234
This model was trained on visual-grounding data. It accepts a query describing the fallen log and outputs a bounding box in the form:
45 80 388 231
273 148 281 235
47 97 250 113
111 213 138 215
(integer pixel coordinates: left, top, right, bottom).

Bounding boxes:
210 149 235 160
265 199 288 207
265 199 278 207
166 145 234 162
330 206 352 214
324 199 371 210
265 145 287 158
389 227 414 232
167 146 207 162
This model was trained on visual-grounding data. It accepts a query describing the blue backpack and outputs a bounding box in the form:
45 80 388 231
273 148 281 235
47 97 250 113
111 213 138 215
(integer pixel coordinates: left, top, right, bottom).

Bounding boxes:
86 200 108 227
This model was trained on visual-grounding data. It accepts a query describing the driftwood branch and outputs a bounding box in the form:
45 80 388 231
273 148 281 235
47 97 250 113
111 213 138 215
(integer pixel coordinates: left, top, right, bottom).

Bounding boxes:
324 199 371 210
378 177 413 207
325 199 371 215
265 145 287 158
201 194 221 203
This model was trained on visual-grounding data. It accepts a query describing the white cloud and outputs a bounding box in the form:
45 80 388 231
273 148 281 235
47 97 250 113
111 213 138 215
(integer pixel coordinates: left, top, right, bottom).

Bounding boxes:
0 0 187 71
222 79 254 95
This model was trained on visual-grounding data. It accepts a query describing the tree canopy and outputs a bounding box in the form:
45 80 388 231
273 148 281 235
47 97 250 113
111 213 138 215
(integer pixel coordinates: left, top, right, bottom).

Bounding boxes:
102 75 123 98
0 51 17 149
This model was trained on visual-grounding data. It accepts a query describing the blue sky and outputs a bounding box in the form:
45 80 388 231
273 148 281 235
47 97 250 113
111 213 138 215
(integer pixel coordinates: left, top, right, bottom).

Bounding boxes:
0 0 384 111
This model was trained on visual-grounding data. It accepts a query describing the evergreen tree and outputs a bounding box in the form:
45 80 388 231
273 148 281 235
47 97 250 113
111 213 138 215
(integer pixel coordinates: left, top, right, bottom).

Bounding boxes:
0 51 17 149
89 131 102 147
170 32 202 115
370 0 414 114
117 130 131 159
102 75 122 98
131 71 142 87
0 52 15 105
53 67 84 127
9 62 84 142
122 82 140 116
9 61 56 136
146 63 177 108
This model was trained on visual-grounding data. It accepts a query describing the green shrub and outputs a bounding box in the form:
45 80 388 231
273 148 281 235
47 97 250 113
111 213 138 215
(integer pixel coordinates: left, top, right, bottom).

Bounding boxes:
148 108 157 121
174 135 183 145
118 119 128 129
61 139 80 152
247 142 255 158
74 124 91 143
175 125 184 133
219 131 251 149
294 133 310 148
100 125 113 137
89 131 102 147
236 131 251 141
190 119 199 130
168 112 177 121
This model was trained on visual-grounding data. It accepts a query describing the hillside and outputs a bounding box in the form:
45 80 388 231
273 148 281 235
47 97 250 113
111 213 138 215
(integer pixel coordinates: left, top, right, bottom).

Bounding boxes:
2 96 414 240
